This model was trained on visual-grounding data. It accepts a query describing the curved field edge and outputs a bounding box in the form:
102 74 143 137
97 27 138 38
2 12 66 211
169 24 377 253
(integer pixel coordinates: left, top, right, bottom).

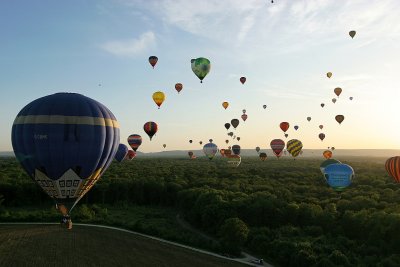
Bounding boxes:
0 223 253 267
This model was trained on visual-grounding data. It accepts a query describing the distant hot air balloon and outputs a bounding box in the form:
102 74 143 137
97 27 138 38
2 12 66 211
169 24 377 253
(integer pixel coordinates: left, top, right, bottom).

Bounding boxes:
332 98 337 104
232 145 241 155
188 151 194 159
324 163 354 191
163 144 166 148
286 139 303 158
152 91 165 109
126 150 136 160
335 115 345 124
263 105 267 109
242 109 246 114
224 149 232 157
321 103 325 108
237 137 241 141
349 30 356 39
189 140 193 143
319 133 326 141
175 83 183 93
225 139 229 144
199 141 203 145
231 119 239 129
241 114 248 122
320 159 341 174
240 77 246 84
331 147 335 151
149 56 158 68
222 101 229 110
143 121 158 140
284 133 288 138
11 93 120 229
203 143 218 160
319 125 323 130
334 87 342 97
225 123 231 130
259 152 267 161
209 139 213 143
219 149 225 157
128 134 142 151
323 150 332 159
294 125 299 131
349 97 353 100
255 147 260 154
228 132 234 137
191 57 211 83
307 117 311 122
327 72 332 78
115 144 129 162
280 122 289 133
385 156 400 183
270 139 285 158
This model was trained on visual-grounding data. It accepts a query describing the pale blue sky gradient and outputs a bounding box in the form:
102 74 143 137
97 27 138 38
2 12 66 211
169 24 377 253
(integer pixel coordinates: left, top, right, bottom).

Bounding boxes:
1 0 400 152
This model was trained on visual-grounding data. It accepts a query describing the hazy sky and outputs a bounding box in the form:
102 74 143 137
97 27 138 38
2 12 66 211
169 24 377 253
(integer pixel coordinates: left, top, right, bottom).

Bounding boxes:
1 0 400 152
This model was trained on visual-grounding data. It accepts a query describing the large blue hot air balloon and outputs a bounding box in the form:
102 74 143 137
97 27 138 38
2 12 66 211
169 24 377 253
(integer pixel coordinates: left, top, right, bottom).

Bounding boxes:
232 145 241 155
203 142 218 160
11 93 120 228
323 163 354 191
115 144 128 162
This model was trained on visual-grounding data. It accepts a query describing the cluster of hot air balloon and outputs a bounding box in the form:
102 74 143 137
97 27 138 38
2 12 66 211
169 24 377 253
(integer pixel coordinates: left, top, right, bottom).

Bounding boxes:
9 28 363 229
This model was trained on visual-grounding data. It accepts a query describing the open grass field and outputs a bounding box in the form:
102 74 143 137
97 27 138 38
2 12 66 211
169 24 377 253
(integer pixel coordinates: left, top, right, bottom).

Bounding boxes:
0 224 248 267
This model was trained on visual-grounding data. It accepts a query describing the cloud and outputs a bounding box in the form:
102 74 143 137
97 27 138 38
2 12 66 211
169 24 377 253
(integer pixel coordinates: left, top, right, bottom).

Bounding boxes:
100 31 156 57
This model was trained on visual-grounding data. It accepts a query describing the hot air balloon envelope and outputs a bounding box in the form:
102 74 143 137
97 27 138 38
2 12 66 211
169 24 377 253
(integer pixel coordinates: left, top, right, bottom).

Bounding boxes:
324 163 354 191
191 57 211 83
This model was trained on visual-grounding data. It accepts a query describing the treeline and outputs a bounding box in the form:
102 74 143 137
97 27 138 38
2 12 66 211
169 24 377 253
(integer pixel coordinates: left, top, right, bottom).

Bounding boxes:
1 157 400 266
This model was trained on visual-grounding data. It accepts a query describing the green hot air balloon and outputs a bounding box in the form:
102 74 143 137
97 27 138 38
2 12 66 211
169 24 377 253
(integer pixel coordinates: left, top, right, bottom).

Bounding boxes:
191 57 211 83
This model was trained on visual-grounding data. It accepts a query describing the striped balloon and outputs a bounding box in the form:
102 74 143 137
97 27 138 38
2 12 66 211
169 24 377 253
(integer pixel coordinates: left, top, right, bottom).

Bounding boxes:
286 139 303 158
385 156 400 183
143 121 158 140
270 139 285 158
127 134 142 151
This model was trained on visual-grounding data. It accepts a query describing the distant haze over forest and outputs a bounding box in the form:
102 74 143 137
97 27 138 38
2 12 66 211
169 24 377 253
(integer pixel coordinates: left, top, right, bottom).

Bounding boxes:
2 150 400 158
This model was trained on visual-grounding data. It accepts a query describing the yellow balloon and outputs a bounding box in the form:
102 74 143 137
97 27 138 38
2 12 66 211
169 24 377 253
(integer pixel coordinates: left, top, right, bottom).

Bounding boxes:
222 101 229 110
152 91 165 109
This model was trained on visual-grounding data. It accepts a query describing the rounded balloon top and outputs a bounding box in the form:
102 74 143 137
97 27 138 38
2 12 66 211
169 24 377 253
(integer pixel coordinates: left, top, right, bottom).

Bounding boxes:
349 30 356 39
143 121 158 140
175 83 183 93
12 92 120 214
240 77 246 84
203 142 218 159
191 57 211 83
327 72 332 78
324 163 354 191
335 115 345 124
280 122 289 133
149 56 158 68
231 119 239 129
222 101 229 110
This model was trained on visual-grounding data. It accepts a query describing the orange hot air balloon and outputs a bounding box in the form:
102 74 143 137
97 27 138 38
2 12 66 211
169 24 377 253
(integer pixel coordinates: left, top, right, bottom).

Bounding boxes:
335 115 345 124
334 87 342 97
240 77 246 84
323 150 332 159
222 101 229 109
149 56 158 68
175 83 183 93
280 122 289 133
152 91 165 109
385 156 400 183
327 72 332 78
